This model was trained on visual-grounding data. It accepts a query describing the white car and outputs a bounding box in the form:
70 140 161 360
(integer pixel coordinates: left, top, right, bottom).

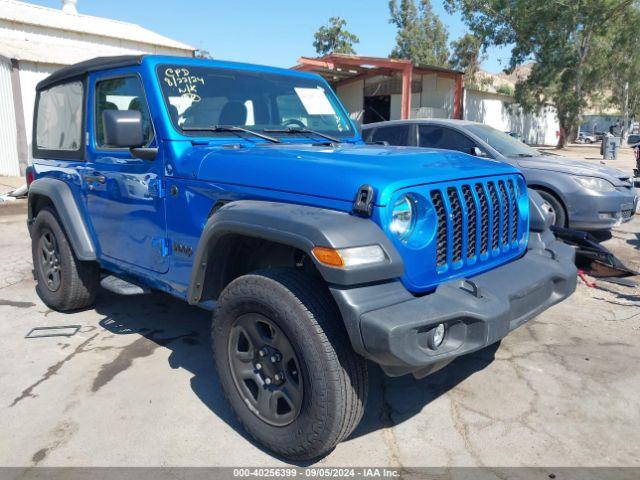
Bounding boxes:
577 132 597 144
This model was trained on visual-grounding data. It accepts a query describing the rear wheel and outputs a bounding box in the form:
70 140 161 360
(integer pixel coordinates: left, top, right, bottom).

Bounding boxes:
212 268 368 460
534 189 567 228
31 207 99 311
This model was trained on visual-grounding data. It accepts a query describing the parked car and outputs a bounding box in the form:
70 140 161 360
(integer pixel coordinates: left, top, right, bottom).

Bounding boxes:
363 119 638 230
577 131 597 144
27 56 577 460
505 131 524 142
627 133 640 146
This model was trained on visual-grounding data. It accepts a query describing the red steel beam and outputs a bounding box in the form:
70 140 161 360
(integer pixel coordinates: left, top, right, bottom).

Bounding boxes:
400 64 413 120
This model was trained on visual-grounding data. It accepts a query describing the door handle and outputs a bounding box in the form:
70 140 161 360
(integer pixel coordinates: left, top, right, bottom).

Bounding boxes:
83 173 106 184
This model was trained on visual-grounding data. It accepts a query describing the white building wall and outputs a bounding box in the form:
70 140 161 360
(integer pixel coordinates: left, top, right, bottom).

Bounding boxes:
0 57 19 176
336 80 364 125
464 89 559 146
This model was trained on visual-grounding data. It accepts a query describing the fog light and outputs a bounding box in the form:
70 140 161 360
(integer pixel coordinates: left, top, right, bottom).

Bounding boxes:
427 323 446 350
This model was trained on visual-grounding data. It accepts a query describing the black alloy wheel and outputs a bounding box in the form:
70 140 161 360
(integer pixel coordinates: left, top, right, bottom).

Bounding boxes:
228 313 303 426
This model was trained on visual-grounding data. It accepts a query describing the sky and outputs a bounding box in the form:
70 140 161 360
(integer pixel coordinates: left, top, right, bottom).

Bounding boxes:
27 0 512 73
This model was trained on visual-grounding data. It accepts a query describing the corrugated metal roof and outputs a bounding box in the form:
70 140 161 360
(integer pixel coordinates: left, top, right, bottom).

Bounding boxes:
0 36 187 65
0 0 194 51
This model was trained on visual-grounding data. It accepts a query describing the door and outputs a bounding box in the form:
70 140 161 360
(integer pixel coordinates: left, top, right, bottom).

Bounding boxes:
417 124 485 156
82 72 168 273
369 124 412 146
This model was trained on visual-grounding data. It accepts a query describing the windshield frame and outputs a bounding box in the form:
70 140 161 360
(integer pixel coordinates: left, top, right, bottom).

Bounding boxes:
465 124 541 158
155 64 358 142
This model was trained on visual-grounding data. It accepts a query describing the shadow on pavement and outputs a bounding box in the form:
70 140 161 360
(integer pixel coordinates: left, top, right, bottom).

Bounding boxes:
91 288 499 461
351 342 500 440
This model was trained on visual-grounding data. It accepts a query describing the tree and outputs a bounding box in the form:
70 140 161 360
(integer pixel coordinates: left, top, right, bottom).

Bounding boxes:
194 49 213 59
450 33 485 87
445 0 634 147
606 5 640 134
313 17 359 56
388 0 450 67
496 84 515 96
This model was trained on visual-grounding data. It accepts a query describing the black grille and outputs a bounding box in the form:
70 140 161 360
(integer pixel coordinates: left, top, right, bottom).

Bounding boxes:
621 208 634 219
487 182 500 250
431 190 448 266
475 184 489 254
462 185 477 258
447 188 464 263
431 177 523 272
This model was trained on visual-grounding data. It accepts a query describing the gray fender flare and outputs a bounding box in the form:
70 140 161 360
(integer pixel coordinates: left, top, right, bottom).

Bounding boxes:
187 200 404 304
528 188 555 232
28 177 96 261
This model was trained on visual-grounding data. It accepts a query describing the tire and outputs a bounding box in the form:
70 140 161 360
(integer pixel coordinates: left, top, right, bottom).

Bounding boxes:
534 189 567 228
31 207 99 311
585 138 593 144
212 268 368 460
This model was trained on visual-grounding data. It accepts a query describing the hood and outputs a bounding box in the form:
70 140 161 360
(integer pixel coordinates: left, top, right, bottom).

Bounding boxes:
192 143 520 206
516 155 632 186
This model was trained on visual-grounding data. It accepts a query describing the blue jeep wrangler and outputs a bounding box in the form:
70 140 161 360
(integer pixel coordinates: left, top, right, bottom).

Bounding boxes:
27 55 577 460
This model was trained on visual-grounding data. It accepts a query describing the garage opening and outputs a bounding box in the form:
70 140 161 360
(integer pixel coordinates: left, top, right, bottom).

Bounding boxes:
363 95 390 124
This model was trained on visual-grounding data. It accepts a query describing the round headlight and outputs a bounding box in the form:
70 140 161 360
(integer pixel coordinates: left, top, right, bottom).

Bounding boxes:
390 194 415 241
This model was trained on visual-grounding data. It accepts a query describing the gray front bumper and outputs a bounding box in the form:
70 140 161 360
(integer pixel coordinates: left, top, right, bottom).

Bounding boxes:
330 231 577 377
567 188 637 230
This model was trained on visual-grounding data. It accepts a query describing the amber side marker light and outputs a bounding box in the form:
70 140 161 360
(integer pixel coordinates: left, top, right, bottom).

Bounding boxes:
312 247 345 267
312 245 387 268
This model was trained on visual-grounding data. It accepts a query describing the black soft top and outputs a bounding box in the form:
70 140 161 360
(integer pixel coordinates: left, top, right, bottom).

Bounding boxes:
36 55 144 91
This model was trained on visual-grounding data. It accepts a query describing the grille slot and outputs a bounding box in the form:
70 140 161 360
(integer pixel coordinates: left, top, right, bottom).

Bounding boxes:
507 179 519 243
497 180 510 246
487 182 500 250
431 190 448 267
475 184 489 254
447 188 463 263
462 185 477 258
430 177 523 273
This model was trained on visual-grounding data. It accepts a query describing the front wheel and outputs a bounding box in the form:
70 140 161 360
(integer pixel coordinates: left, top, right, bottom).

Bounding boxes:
534 189 567 228
212 268 368 460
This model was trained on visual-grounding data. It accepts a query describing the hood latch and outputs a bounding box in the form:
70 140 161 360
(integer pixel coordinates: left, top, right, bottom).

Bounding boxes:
353 184 374 217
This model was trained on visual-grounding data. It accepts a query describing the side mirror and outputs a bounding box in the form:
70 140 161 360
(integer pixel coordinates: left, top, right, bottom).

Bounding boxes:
470 146 485 157
103 110 144 148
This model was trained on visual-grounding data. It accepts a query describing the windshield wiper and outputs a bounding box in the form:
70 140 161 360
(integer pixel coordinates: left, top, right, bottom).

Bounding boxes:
182 125 280 143
263 127 341 144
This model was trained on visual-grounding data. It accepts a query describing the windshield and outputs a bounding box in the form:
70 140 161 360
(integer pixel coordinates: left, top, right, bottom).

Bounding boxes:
157 64 355 139
466 124 541 157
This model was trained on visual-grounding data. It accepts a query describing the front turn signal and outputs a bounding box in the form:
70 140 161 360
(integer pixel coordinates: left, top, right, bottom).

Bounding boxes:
312 245 387 268
312 247 345 267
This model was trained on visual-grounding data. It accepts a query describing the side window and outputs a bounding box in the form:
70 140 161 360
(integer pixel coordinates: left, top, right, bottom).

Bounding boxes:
418 125 475 154
95 76 153 148
362 128 375 142
35 81 84 156
371 125 409 146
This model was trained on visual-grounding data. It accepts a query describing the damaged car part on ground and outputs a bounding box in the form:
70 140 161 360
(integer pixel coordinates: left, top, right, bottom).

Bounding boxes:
27 55 577 461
